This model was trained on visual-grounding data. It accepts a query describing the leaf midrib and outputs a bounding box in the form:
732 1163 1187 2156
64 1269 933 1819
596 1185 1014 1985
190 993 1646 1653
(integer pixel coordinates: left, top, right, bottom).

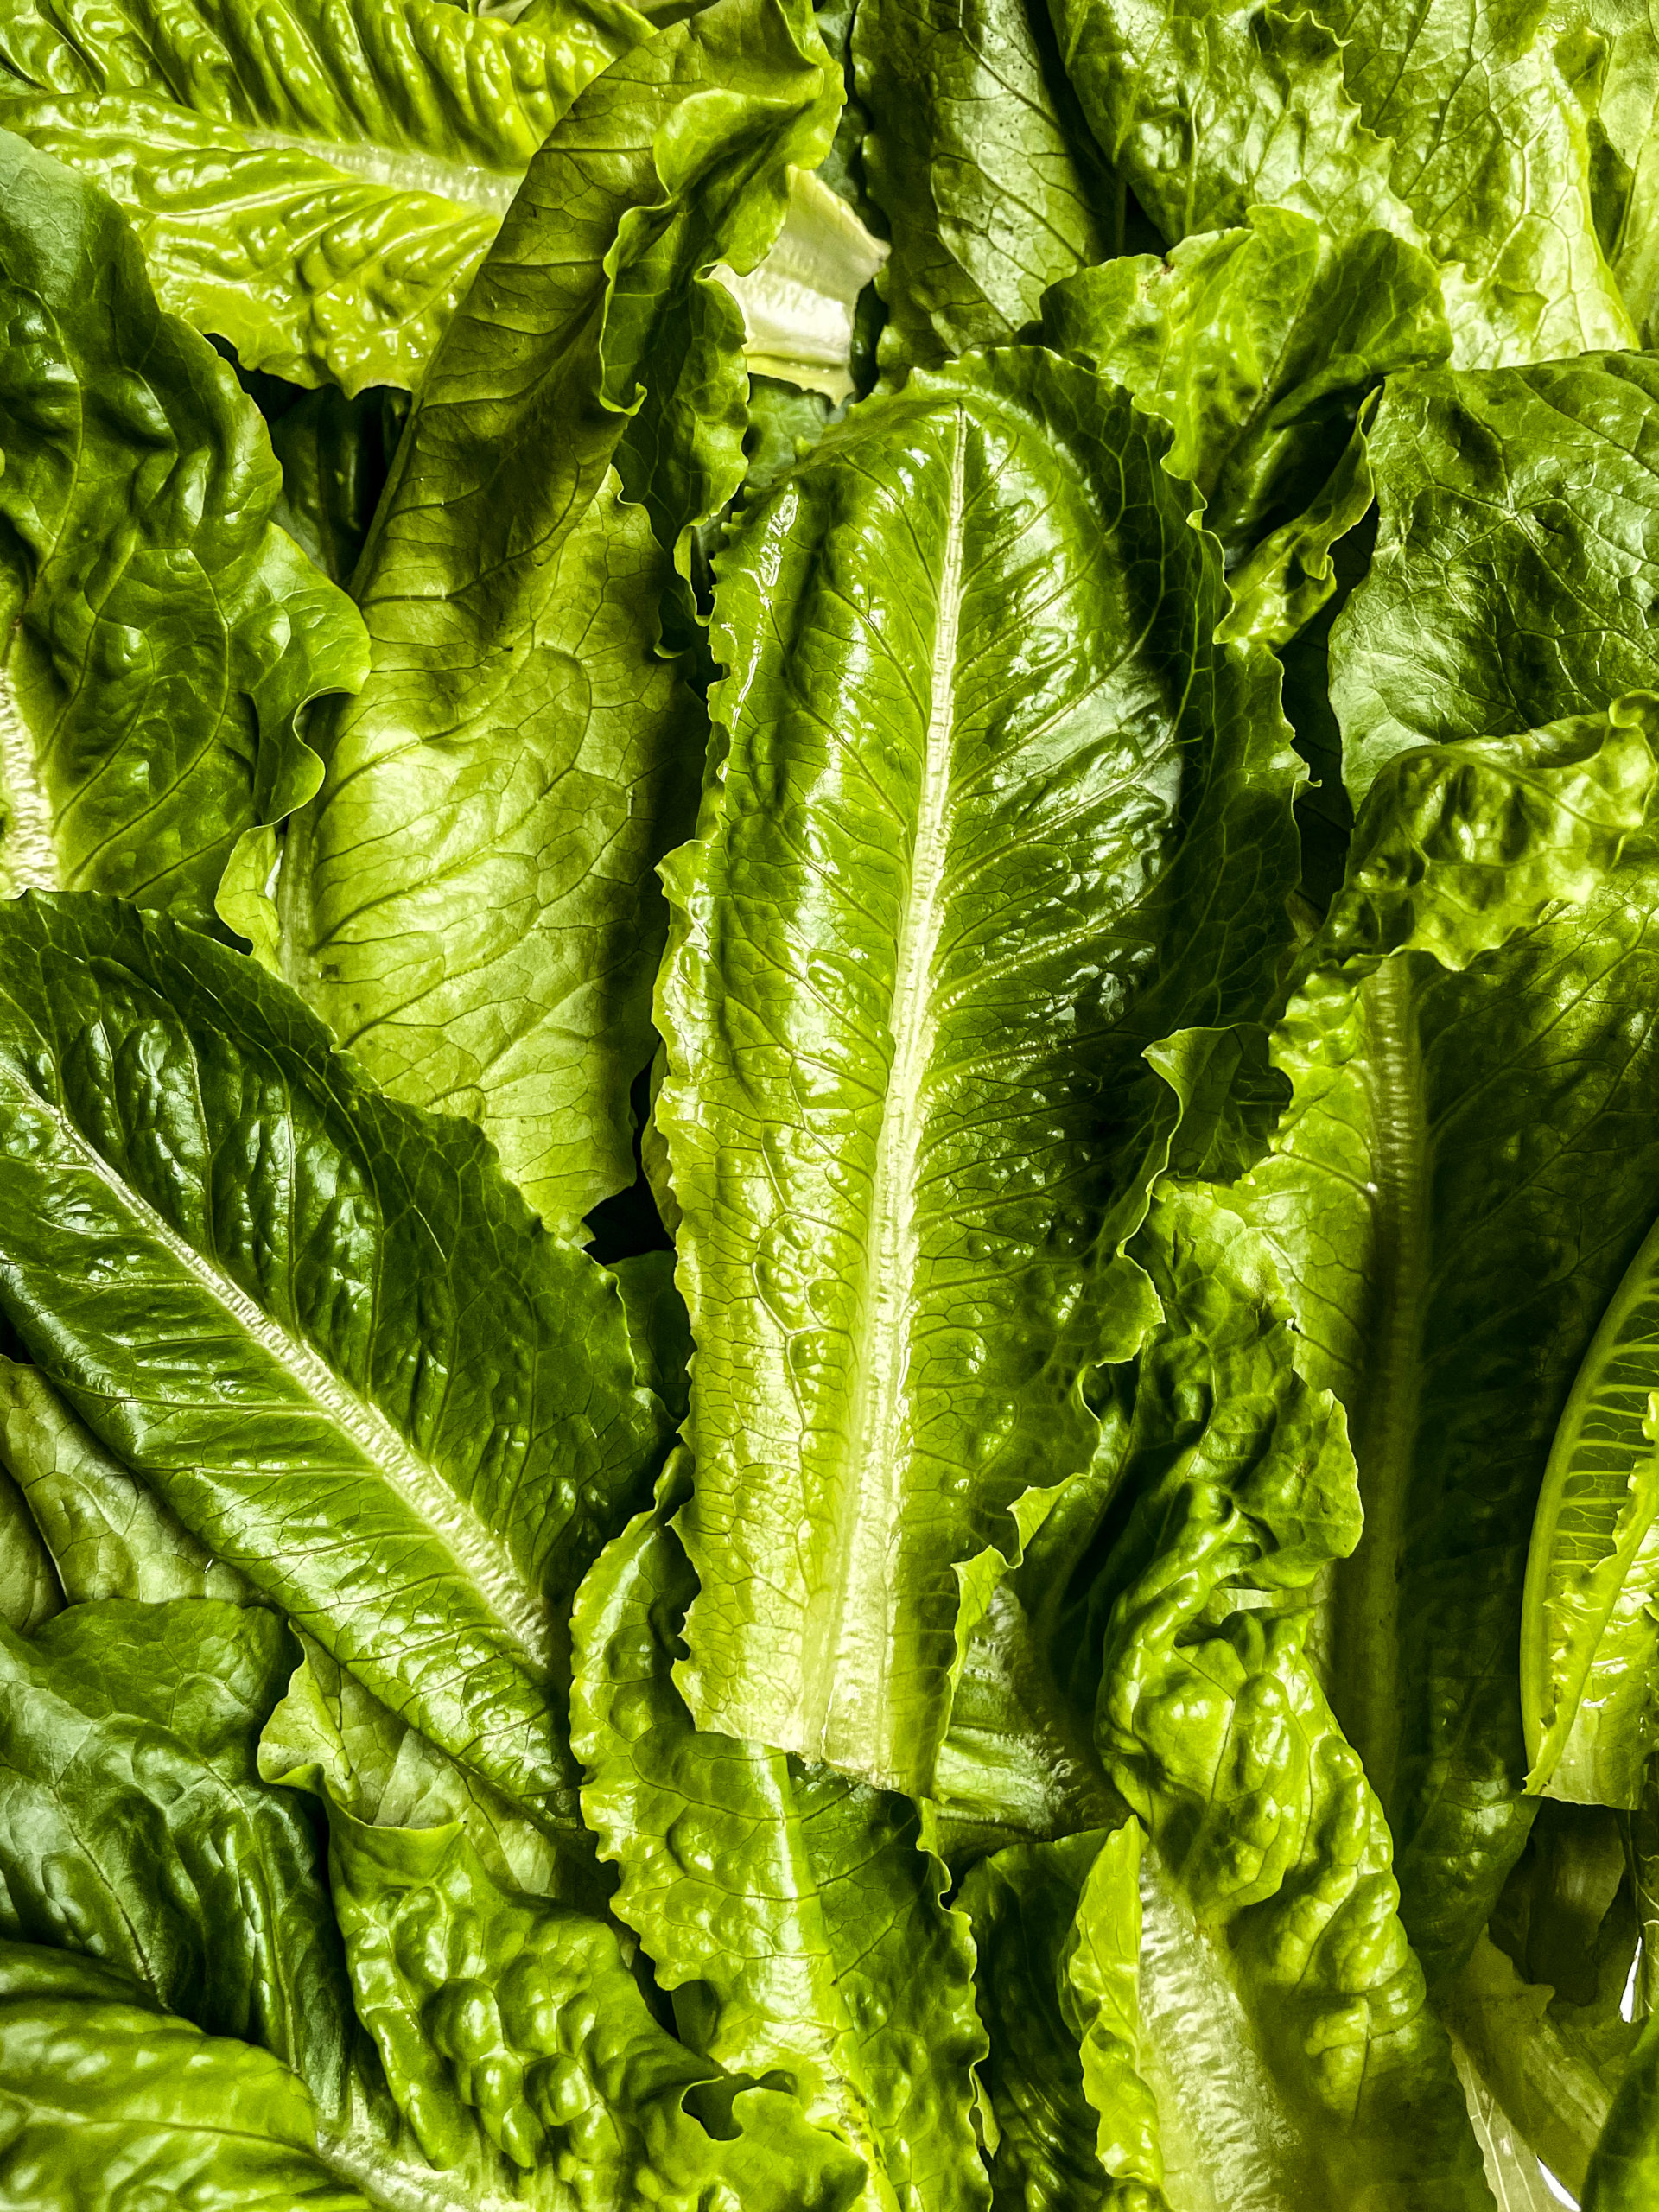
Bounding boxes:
237 129 521 217
800 408 968 1771
44 1082 552 1675
1334 953 1428 1810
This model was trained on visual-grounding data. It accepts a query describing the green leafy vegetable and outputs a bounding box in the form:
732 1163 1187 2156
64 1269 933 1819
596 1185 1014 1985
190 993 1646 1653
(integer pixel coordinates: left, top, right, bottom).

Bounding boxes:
0 1357 247 1605
0 893 666 1819
0 0 647 390
1039 207 1449 644
0 130 368 928
1522 1207 1659 1808
713 168 887 401
658 343 1300 1795
0 1599 355 2096
0 1942 378 2212
1045 0 1640 365
961 1821 1166 2210
296 1791 867 2206
1331 354 1659 796
854 0 1114 372
570 1462 989 2212
1206 702 1659 1985
270 0 837 1233
1088 1179 1491 2208
13 3 1659 2196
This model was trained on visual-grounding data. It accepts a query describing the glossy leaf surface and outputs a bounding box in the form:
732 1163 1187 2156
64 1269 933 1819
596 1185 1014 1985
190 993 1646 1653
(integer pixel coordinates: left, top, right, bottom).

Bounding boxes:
0 894 666 1817
276 0 836 1233
0 1599 354 2106
0 0 646 390
1522 1206 1659 1807
1089 1184 1490 2209
307 1797 866 2209
0 1357 246 1605
1040 207 1447 643
1045 0 1636 366
0 133 367 928
854 0 1112 372
1332 355 1659 798
658 343 1302 1793
0 1942 377 2212
1217 703 1659 1980
961 1821 1166 2211
570 1465 988 2212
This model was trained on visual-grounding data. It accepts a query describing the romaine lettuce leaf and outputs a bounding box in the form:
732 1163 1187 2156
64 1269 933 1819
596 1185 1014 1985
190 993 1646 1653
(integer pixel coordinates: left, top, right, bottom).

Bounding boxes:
712 169 887 403
961 1821 1166 2211
1044 0 1637 366
0 1599 356 2107
1521 1202 1659 1808
657 341 1302 1796
0 1357 249 1604
0 131 368 929
269 0 838 1234
1209 702 1659 1985
1586 2022 1659 2210
0 893 667 1821
0 1465 56 1632
264 1636 606 1907
853 0 1115 372
570 1462 989 2212
1086 1179 1491 2209
0 1942 378 2212
293 1790 867 2207
256 383 407 588
1440 1933 1615 2202
1331 354 1659 798
0 0 646 391
1040 207 1449 645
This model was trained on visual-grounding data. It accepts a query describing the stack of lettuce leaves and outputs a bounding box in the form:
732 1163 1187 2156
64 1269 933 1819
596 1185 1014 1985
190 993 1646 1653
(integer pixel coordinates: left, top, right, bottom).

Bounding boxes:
10 0 1659 2201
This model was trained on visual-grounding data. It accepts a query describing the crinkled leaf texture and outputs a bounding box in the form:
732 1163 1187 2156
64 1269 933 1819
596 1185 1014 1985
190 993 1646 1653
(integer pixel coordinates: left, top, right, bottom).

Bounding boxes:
1040 207 1448 645
853 0 1114 372
0 0 648 391
657 340 1302 1796
268 1684 867 2212
569 1460 988 2212
0 131 368 929
0 893 667 1821
274 0 838 1235
1211 700 1659 1984
1044 0 1634 365
263 1636 607 1910
1316 351 1659 1955
0 1355 248 1605
1332 354 1659 798
1086 1182 1491 2209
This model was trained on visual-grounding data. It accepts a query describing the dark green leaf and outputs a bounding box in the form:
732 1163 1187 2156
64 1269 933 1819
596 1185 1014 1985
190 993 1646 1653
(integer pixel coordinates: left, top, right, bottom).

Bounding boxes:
854 0 1114 372
0 133 368 930
0 893 667 1821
